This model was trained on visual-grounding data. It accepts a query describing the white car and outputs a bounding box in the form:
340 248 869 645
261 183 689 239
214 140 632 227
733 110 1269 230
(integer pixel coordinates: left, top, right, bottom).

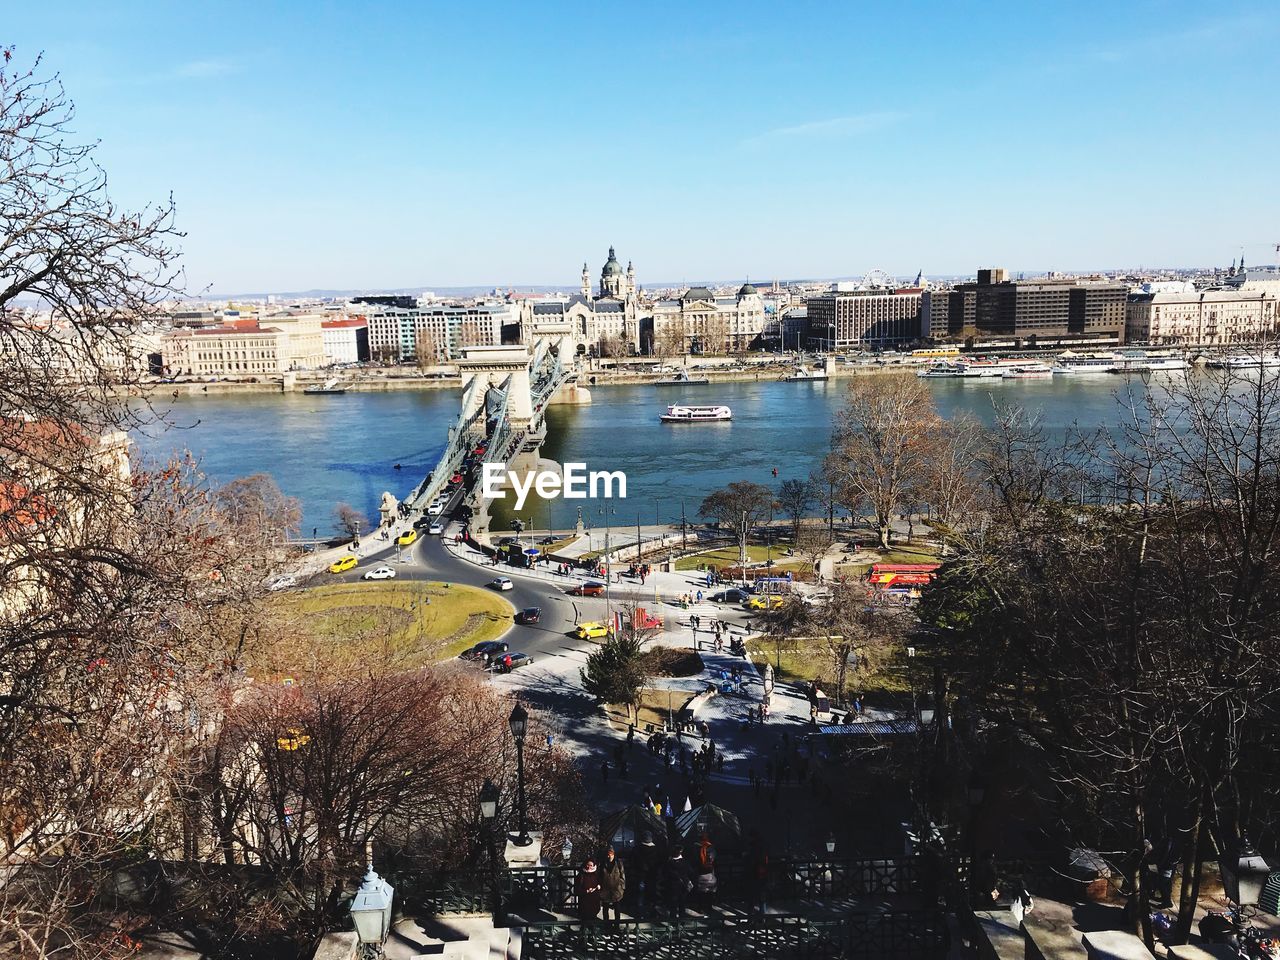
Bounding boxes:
489 577 514 591
266 574 297 592
428 522 445 535
363 565 397 581
427 501 446 516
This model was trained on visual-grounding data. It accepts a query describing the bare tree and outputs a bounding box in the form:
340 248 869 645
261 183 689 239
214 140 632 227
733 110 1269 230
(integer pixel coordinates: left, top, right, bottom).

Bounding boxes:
776 477 815 540
332 501 368 540
826 373 943 549
699 480 773 576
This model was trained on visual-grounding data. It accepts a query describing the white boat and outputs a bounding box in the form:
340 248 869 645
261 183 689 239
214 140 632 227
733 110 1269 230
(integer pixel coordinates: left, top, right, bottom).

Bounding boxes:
303 378 347 395
1204 353 1280 370
655 368 711 385
659 404 732 423
918 357 1042 379
1052 352 1119 375
782 365 829 381
1110 354 1191 374
1002 364 1054 379
917 361 965 378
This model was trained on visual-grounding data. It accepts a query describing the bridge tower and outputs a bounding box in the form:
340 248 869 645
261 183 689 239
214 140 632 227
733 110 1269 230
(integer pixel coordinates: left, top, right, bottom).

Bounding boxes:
456 345 534 429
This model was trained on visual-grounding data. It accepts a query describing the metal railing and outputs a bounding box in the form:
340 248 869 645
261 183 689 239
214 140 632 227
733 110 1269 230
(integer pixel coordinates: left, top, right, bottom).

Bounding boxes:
521 912 950 960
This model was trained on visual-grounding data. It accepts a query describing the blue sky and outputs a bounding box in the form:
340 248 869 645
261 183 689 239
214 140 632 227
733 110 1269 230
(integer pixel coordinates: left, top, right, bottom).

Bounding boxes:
8 1 1279 293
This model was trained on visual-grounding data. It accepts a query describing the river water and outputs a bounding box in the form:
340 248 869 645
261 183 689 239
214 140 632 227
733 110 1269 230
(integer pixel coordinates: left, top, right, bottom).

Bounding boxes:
132 376 1158 536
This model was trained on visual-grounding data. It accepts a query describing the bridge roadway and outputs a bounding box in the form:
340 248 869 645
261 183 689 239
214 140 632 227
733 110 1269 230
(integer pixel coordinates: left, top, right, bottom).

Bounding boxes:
403 342 573 517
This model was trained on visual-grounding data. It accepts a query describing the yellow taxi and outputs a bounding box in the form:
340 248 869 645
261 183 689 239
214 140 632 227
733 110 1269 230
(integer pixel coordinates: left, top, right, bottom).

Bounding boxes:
575 621 613 640
329 554 358 574
396 529 418 547
745 593 786 611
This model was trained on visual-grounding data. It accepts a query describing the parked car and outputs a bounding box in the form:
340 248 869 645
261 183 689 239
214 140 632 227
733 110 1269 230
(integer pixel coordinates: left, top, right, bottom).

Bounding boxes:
515 607 541 625
568 581 606 597
491 651 533 673
574 621 612 640
266 574 298 592
362 565 396 581
396 529 418 547
745 594 786 611
489 577 514 591
328 554 358 574
709 588 749 603
460 640 509 663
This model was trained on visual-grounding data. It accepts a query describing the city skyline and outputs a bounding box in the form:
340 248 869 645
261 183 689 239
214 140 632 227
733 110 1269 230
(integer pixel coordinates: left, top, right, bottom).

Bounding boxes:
8 0 1279 293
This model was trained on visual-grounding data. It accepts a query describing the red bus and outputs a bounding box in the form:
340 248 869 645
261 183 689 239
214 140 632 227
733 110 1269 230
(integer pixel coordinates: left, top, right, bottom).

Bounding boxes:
868 563 940 588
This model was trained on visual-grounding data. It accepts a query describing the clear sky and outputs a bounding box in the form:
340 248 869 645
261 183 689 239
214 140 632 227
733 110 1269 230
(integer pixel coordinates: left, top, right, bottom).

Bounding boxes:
8 2 1279 293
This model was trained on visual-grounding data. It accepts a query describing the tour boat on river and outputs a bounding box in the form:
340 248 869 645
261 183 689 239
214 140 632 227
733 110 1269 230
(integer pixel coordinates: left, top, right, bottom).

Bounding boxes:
659 404 732 423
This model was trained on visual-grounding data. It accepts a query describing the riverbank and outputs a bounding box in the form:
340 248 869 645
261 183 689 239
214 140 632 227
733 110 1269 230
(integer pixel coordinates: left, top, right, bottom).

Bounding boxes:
139 362 899 398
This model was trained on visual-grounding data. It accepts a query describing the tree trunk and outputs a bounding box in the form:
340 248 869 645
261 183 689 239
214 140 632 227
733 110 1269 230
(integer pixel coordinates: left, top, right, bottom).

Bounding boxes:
1174 785 1206 944
878 521 891 550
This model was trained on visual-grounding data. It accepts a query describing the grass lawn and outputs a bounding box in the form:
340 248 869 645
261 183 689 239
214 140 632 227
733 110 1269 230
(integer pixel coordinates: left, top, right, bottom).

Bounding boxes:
271 581 512 672
606 687 697 731
675 544 808 573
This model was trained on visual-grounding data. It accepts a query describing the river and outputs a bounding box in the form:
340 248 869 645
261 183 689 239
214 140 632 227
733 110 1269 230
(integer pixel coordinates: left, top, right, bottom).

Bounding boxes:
132 376 1161 536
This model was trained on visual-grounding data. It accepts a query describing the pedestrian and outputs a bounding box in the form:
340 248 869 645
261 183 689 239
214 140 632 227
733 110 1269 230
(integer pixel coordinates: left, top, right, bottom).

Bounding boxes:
634 832 659 918
599 845 626 922
619 755 629 780
601 758 610 784
694 831 718 908
576 859 602 922
662 848 690 919
627 724 635 749
716 754 725 775
746 829 769 914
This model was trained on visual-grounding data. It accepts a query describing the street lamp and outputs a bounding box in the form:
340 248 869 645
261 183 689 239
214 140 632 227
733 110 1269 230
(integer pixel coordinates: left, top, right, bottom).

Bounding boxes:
479 778 504 926
562 837 573 864
508 703 532 846
825 835 836 855
350 865 394 958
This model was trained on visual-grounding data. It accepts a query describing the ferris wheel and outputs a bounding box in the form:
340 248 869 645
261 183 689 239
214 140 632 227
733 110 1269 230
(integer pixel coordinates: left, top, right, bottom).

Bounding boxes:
862 268 894 289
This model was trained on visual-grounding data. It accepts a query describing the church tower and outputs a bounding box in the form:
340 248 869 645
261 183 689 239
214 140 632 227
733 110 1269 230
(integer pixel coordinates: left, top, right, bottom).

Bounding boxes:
600 246 624 299
581 262 591 298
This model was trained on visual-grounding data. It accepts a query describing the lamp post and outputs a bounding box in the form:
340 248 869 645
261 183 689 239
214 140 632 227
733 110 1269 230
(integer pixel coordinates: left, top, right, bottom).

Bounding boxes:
350 865 395 959
508 703 532 846
479 778 505 926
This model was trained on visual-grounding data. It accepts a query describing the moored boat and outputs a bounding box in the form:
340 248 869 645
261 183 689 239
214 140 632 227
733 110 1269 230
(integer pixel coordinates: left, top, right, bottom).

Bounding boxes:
1001 363 1054 379
1204 353 1280 370
303 378 347 395
655 368 712 386
1052 352 1119 375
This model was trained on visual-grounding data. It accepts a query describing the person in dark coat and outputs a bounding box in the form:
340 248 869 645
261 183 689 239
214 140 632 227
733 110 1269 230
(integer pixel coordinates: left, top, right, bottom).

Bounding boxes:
662 848 691 919
633 833 660 918
576 859 602 922
598 845 626 922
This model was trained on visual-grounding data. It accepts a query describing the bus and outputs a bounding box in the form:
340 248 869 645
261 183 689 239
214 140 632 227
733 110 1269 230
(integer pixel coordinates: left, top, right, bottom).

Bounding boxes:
867 563 940 588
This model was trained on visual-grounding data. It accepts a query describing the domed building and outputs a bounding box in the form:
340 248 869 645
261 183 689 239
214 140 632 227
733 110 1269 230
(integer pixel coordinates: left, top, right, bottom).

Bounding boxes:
647 280 765 355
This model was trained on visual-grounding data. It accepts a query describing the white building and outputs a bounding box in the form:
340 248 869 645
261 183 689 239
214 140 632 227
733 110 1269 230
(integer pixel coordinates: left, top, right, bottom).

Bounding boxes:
363 300 512 363
647 283 766 355
1125 288 1280 345
320 317 369 365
